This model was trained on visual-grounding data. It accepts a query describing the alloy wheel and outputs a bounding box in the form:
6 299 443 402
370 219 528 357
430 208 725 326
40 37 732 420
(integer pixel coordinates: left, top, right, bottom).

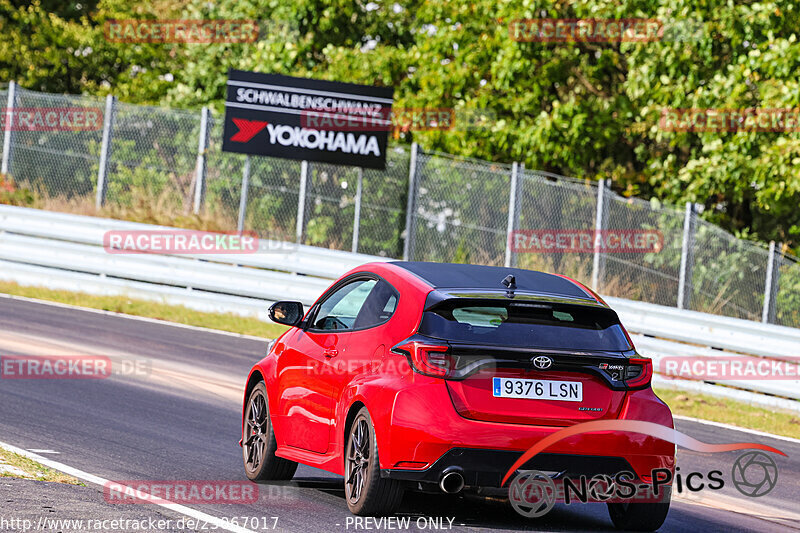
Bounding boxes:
244 389 268 473
346 418 371 503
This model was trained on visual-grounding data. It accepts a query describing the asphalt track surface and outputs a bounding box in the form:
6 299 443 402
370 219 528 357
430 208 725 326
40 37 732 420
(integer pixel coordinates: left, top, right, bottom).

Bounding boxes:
1 295 799 533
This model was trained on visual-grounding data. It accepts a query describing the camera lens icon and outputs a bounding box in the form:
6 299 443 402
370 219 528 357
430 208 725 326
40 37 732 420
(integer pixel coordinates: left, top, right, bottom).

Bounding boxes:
508 470 557 518
731 451 778 498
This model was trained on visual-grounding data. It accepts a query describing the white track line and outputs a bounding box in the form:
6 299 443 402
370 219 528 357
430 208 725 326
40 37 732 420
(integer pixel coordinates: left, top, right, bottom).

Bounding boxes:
0 441 261 533
0 292 271 342
674 415 800 445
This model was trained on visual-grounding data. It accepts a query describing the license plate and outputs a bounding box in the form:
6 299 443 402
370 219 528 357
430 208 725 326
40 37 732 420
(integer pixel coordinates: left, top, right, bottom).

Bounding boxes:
492 377 582 402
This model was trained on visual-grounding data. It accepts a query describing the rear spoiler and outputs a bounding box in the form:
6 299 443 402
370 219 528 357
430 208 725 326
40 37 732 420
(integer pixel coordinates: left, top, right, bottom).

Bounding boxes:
423 289 608 312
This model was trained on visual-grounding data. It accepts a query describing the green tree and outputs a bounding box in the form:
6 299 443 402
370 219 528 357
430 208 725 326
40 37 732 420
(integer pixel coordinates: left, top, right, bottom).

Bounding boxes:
3 0 800 254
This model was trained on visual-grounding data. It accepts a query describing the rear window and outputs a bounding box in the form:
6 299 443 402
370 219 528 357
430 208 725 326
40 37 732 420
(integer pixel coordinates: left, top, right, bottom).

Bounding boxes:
419 301 631 351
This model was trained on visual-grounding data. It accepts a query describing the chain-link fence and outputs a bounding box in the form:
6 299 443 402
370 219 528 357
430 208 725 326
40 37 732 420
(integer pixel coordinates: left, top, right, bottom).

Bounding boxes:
0 89 6 164
205 113 304 240
775 252 800 328
515 170 598 287
6 87 102 203
409 151 512 265
601 195 684 308
358 146 408 257
1 83 798 328
691 218 771 321
106 101 202 214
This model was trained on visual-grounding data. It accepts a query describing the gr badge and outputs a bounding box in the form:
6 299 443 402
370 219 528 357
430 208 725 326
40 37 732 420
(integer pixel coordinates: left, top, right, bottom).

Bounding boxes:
599 362 625 381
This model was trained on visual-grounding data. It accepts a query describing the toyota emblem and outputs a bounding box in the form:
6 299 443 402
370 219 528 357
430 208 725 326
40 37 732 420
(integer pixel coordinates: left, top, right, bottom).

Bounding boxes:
532 356 553 370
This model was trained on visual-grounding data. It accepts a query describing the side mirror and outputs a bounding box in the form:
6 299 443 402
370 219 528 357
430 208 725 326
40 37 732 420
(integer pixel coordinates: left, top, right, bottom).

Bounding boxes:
268 301 304 327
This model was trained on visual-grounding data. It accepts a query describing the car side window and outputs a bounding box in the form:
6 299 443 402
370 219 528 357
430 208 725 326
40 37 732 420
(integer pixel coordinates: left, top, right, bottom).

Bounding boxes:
353 280 399 329
311 279 377 331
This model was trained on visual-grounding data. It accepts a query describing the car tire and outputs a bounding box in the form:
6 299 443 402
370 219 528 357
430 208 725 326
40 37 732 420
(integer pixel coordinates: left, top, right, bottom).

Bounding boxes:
243 382 298 481
607 500 670 531
344 407 404 515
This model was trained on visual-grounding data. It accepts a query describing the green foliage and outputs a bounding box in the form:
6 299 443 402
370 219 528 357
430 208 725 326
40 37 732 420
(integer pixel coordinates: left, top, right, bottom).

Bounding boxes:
0 174 35 205
104 104 200 210
2 0 800 256
775 259 800 326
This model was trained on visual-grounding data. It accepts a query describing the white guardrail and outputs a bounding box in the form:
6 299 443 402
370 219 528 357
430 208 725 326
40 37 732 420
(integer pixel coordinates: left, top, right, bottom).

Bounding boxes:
1 204 798 412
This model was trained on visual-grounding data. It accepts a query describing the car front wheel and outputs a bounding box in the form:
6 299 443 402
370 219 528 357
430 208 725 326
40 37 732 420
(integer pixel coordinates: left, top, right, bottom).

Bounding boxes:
243 382 298 481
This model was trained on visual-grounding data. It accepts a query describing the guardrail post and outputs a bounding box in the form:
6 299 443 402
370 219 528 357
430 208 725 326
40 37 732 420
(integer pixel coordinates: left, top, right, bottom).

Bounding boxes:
402 142 419 261
504 162 522 267
296 160 309 243
96 94 116 209
677 202 698 309
1 81 17 176
193 106 210 214
237 155 251 233
352 167 363 253
591 179 609 290
762 241 781 323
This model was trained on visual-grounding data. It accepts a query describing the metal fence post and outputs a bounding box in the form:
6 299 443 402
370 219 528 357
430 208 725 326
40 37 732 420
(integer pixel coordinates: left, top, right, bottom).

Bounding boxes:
762 241 781 323
402 143 419 261
237 155 251 233
591 179 609 291
193 106 210 214
352 167 363 253
1 81 17 176
677 202 698 309
296 160 309 243
504 162 522 268
95 94 116 209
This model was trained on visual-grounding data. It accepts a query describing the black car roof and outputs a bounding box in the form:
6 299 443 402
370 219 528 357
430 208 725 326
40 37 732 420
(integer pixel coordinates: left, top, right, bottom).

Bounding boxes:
390 262 593 301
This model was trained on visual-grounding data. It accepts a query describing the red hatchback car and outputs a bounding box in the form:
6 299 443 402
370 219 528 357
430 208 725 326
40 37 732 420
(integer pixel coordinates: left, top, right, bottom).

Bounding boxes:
240 262 674 530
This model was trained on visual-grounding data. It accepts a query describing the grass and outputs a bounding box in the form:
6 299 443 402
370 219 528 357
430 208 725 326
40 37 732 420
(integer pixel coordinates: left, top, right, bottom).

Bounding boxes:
0 281 288 339
0 449 83 485
1 175 241 233
37 190 240 233
655 387 800 440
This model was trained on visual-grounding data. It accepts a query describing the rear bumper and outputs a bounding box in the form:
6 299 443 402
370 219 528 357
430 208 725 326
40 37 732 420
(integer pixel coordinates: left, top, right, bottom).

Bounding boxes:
382 447 635 487
382 382 675 482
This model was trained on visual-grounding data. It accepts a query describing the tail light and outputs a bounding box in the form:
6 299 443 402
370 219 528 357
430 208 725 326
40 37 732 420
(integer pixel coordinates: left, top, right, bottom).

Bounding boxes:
390 340 450 378
624 358 653 388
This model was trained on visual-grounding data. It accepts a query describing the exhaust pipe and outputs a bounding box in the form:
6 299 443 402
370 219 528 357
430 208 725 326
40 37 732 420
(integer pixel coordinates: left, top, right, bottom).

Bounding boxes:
439 468 465 494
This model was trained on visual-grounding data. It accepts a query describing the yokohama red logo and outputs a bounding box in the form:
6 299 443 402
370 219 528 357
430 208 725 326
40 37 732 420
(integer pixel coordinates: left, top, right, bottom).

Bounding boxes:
230 118 268 142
